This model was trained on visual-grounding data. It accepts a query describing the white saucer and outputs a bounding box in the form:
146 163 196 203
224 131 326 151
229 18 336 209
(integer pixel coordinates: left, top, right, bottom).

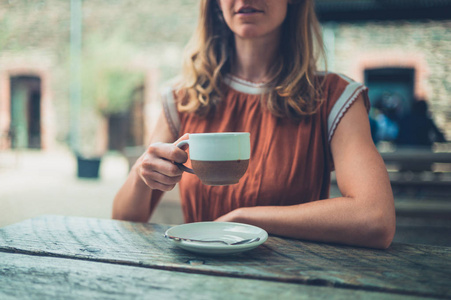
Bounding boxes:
165 222 268 255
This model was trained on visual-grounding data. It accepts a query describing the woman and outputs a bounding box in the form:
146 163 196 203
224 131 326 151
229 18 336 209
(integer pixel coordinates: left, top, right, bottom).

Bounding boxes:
113 0 395 249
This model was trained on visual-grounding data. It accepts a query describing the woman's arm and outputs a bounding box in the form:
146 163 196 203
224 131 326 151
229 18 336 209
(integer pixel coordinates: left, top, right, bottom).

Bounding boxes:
216 96 396 249
112 112 187 222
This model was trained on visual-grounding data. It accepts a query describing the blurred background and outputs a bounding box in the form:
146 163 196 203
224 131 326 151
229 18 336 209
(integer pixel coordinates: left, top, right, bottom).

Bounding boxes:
0 0 450 246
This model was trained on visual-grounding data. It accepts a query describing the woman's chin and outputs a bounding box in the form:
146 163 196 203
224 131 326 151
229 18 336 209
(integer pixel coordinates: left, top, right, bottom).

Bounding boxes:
233 26 280 41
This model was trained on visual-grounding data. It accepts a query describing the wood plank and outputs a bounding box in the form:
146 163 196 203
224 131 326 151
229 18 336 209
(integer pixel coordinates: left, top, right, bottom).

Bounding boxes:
0 215 450 298
0 252 424 300
380 151 451 164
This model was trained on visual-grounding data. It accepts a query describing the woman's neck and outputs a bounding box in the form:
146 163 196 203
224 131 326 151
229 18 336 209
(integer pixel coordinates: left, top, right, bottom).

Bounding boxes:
231 34 280 84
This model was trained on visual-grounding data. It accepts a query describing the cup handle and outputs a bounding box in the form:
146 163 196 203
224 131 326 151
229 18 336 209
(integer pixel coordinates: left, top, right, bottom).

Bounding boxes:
174 140 195 174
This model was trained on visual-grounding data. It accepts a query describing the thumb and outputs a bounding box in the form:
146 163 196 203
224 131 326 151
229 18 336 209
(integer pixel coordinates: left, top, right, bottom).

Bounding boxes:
173 133 190 150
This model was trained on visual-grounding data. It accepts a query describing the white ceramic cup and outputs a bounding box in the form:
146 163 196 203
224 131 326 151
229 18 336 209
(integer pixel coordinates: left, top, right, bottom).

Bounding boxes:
175 132 251 185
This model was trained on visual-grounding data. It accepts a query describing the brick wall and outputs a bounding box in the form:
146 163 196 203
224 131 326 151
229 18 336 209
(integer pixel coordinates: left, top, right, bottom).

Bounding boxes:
0 0 198 150
323 20 451 139
1 1 450 148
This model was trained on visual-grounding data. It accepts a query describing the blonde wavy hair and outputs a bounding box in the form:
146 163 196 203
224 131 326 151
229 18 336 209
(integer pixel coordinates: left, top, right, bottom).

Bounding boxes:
176 0 326 119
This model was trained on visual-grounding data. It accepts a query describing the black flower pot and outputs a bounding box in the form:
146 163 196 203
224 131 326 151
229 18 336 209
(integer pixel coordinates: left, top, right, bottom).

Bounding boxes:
77 156 101 179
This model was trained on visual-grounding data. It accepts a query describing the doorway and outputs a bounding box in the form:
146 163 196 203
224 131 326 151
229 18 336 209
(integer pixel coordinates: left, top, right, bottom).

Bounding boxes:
365 67 415 119
365 67 415 142
108 85 145 151
10 76 42 149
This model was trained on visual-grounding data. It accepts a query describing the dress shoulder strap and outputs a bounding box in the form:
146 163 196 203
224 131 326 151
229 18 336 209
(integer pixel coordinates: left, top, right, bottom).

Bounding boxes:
326 73 369 142
161 86 180 140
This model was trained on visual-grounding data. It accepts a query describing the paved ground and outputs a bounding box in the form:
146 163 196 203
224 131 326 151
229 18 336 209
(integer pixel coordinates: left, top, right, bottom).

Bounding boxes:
0 149 184 228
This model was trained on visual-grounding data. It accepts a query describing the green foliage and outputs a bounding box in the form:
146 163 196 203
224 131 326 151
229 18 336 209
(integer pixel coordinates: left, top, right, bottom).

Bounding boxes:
0 13 12 52
83 66 144 115
76 32 144 154
81 33 144 115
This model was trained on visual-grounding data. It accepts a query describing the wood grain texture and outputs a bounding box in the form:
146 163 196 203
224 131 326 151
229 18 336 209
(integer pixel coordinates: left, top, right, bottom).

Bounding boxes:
0 215 450 298
0 252 425 300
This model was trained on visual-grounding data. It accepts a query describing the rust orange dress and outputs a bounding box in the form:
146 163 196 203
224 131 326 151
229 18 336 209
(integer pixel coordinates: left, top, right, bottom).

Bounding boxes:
162 73 370 223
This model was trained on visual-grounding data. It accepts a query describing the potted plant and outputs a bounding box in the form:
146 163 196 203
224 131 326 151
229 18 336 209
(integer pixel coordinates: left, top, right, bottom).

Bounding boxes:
76 109 106 179
76 34 144 178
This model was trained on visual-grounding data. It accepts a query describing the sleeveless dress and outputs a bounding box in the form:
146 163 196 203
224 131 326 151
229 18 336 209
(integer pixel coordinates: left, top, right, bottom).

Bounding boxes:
162 73 370 223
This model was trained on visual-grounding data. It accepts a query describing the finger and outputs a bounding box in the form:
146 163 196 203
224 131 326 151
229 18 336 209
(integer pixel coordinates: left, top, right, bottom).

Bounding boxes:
174 133 190 145
140 175 177 192
147 142 188 165
173 133 190 150
142 169 182 186
138 167 180 191
141 152 184 177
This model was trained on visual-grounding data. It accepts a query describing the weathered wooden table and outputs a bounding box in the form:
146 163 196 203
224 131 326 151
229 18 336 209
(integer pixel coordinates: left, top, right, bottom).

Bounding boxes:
1 215 450 299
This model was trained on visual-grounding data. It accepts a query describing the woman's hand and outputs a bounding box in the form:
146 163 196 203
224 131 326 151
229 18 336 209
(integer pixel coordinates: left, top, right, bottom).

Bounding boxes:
136 134 189 192
215 96 395 249
113 111 184 222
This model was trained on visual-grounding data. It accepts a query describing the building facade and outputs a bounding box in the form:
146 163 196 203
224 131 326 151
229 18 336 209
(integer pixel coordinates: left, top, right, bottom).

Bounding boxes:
1 0 450 152
323 20 451 141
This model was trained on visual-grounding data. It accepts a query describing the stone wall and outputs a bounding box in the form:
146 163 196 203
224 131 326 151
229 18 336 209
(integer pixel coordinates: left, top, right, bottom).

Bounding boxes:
1 1 450 148
323 20 451 139
0 0 198 149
